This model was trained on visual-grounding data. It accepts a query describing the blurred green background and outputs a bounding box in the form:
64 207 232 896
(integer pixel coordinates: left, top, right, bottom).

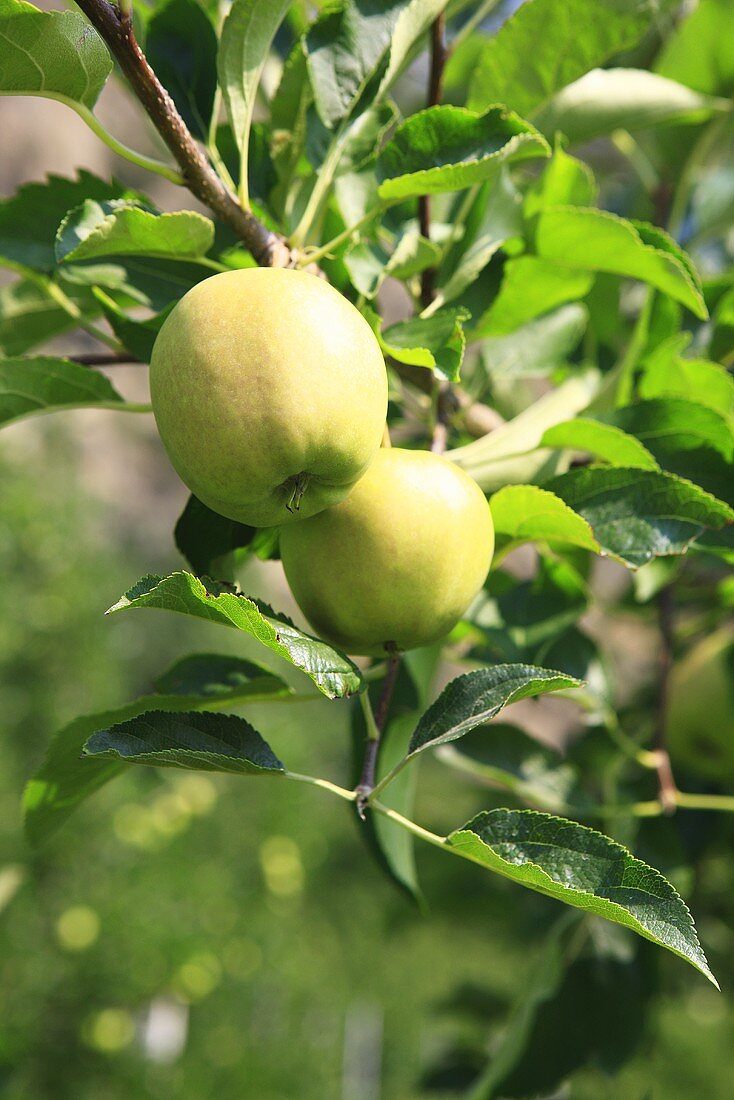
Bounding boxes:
2 0 734 1095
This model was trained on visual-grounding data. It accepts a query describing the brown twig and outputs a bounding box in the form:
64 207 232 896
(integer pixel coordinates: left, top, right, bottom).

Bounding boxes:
417 15 455 455
356 646 402 818
75 0 292 268
71 352 142 366
654 585 678 814
419 15 447 311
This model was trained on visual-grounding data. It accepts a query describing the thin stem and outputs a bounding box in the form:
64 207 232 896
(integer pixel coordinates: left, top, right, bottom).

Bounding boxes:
675 792 734 814
285 772 356 801
72 102 184 184
75 0 293 267
355 647 401 817
295 206 384 267
370 800 447 849
289 123 352 248
39 276 122 352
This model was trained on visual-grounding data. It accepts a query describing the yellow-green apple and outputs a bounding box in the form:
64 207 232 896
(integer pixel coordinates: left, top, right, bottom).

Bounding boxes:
150 268 387 527
280 447 494 655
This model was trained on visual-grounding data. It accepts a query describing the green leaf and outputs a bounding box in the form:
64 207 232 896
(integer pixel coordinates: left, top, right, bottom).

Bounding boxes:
145 0 217 141
23 670 284 843
639 353 734 416
656 0 734 97
546 466 734 567
437 169 523 306
0 172 136 272
0 0 111 108
218 0 291 187
609 398 734 463
84 710 286 775
475 256 594 338
380 307 468 382
541 419 660 470
534 68 727 145
153 653 291 700
438 723 585 817
0 355 129 428
375 0 449 103
377 106 549 202
55 201 215 264
447 809 717 986
471 558 589 657
108 571 362 699
0 279 84 354
407 665 580 758
305 0 405 129
94 292 171 363
468 0 661 116
482 304 588 379
174 493 261 577
489 485 600 552
524 140 597 217
608 399 734 507
534 208 707 319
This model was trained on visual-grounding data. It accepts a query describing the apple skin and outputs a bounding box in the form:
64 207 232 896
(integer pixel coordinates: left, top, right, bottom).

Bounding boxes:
149 268 387 527
280 447 494 656
667 627 734 783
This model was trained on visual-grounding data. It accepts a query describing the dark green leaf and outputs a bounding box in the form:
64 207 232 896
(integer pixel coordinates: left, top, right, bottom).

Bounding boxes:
0 355 128 429
609 398 734 463
95 292 171 363
174 494 259 577
107 572 362 699
23 672 282 843
546 466 734 567
447 809 717 986
468 0 662 116
408 665 580 757
377 106 549 202
0 172 136 272
55 200 214 264
0 0 111 108
0 279 84 354
145 0 217 140
438 723 585 817
305 0 406 128
154 653 291 700
84 710 285 775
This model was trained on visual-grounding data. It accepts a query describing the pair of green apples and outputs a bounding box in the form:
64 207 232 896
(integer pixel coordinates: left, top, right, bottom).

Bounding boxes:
150 269 494 657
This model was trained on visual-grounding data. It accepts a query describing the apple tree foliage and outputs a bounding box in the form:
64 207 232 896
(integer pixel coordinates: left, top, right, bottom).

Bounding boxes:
2 0 734 1087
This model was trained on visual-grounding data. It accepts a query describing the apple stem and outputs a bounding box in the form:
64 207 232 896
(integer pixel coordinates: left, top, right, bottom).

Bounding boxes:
285 472 310 514
355 645 402 819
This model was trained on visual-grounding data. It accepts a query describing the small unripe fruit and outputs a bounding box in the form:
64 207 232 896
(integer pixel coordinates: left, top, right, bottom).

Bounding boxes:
280 447 494 656
150 268 387 527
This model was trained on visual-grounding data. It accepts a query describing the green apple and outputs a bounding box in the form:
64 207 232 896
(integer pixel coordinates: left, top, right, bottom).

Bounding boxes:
149 268 387 527
280 447 494 656
667 627 734 782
